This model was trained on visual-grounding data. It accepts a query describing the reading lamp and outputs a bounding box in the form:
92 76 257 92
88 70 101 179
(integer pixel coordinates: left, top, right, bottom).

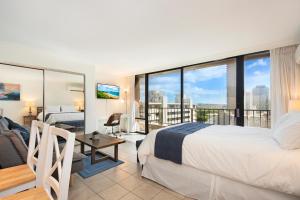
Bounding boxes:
288 100 300 112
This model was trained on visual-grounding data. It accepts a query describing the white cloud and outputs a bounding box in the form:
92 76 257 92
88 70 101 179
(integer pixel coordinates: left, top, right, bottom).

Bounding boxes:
184 65 227 83
246 58 268 69
245 71 270 92
185 83 227 104
253 70 263 76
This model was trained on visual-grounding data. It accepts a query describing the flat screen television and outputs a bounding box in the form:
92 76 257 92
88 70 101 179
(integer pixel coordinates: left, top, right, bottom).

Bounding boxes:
97 83 120 99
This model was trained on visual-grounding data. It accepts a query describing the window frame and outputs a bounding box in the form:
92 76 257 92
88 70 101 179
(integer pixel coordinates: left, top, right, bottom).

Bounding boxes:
135 50 270 134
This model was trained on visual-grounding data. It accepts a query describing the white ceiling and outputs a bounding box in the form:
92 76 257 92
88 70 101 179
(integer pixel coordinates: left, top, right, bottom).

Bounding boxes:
0 0 300 76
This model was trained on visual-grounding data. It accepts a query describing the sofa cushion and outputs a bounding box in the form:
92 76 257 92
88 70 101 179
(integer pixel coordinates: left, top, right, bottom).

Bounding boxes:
4 117 30 146
0 117 9 129
0 117 9 132
0 131 27 169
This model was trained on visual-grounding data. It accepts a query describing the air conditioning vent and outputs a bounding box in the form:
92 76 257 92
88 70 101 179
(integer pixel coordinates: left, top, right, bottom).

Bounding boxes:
67 83 84 92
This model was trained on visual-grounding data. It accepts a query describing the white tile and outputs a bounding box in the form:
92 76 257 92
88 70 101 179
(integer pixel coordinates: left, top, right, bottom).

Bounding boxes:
86 176 116 193
152 191 180 200
105 168 131 182
119 176 144 191
132 183 161 200
88 195 105 200
99 184 129 200
69 184 96 200
119 193 142 200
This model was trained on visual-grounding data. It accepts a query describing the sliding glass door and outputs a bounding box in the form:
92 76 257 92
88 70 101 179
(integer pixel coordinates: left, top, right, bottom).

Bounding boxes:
184 59 237 125
135 51 271 134
148 70 181 132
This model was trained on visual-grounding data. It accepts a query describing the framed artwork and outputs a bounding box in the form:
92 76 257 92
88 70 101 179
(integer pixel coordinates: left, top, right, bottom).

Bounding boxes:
0 83 20 101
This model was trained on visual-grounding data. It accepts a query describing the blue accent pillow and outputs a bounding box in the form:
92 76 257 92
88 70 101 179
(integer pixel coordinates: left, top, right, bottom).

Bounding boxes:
4 117 30 146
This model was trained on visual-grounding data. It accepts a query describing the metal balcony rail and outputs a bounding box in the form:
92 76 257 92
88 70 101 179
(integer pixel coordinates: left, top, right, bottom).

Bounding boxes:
145 107 271 128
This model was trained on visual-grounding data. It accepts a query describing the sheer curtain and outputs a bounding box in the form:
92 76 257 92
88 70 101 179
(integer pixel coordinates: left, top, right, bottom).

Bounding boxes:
270 45 300 127
128 75 137 132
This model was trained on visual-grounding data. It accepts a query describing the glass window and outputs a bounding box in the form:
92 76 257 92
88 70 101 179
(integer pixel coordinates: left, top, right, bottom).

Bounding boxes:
148 70 181 131
244 54 271 128
184 59 236 125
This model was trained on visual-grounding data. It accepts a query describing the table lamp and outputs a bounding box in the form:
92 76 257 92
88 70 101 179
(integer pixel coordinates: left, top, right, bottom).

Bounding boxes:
26 100 35 116
75 100 84 111
288 100 300 112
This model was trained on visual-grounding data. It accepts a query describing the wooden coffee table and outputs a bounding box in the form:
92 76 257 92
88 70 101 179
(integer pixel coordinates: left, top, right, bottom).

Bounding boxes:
76 132 125 164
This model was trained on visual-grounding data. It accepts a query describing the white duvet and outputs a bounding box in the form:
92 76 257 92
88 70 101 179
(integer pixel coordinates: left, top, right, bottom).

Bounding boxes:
37 111 84 125
138 125 300 196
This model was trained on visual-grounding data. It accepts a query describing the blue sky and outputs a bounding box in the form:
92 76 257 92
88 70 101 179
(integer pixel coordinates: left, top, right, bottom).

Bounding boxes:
146 57 270 105
244 57 270 92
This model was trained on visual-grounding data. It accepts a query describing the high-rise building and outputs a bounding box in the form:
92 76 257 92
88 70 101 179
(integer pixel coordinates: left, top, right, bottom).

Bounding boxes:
245 91 251 109
252 85 269 110
149 90 163 103
175 94 192 107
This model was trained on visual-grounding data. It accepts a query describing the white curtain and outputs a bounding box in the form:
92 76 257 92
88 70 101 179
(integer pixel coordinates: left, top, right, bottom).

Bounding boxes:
128 75 137 132
270 45 300 127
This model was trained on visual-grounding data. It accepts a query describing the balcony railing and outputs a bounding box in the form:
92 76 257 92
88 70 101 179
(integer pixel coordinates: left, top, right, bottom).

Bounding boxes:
146 107 271 128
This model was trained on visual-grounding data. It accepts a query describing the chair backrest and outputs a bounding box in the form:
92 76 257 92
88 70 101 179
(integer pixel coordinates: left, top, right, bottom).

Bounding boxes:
106 113 122 125
27 120 50 186
43 126 75 200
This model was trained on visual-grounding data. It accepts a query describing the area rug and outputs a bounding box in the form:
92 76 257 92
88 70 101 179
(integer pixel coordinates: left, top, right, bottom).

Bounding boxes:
78 152 124 178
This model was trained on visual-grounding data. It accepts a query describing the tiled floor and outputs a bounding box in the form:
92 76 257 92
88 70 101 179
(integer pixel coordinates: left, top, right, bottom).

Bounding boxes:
69 134 194 200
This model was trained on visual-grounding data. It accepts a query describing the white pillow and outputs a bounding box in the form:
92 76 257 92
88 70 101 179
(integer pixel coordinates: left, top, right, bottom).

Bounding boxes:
272 112 300 150
61 105 77 112
45 105 61 113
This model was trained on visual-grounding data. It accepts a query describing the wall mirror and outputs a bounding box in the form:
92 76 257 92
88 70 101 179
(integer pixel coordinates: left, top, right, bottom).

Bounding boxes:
43 70 85 134
0 63 85 134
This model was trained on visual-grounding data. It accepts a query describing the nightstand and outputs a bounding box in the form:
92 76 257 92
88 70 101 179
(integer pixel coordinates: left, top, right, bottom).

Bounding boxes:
23 115 37 127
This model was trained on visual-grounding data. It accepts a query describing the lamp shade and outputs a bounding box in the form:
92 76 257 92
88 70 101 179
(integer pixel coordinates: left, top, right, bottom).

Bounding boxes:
288 100 300 112
25 100 35 107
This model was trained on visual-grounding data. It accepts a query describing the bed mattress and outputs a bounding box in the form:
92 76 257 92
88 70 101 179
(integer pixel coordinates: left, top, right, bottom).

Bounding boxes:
37 111 84 125
142 155 299 200
138 125 300 197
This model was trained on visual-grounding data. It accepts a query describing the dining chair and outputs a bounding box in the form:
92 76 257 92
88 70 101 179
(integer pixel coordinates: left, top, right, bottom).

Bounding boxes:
1 126 75 200
0 121 50 197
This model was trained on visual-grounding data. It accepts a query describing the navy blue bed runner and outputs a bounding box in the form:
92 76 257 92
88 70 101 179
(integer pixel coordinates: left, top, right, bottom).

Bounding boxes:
154 122 211 164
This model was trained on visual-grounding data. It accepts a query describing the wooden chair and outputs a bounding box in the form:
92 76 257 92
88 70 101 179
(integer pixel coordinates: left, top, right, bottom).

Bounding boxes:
104 113 122 136
1 126 75 200
0 121 50 197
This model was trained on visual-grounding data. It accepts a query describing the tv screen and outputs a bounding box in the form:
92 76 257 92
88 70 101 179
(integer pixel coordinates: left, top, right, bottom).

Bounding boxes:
97 84 120 99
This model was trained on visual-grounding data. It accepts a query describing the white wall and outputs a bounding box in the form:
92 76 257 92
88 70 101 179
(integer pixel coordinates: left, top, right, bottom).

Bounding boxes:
45 71 84 108
0 64 43 123
95 70 131 118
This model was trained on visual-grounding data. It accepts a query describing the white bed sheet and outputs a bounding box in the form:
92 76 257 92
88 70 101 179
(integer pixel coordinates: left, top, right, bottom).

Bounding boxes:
138 125 300 197
37 111 84 124
142 155 299 200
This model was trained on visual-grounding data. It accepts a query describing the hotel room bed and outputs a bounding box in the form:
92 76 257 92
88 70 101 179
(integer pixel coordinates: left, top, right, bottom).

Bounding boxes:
37 111 84 126
37 106 84 129
138 124 300 200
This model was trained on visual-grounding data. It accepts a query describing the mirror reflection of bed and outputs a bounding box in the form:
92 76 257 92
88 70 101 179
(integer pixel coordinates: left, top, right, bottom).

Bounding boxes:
43 70 85 134
37 106 84 134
